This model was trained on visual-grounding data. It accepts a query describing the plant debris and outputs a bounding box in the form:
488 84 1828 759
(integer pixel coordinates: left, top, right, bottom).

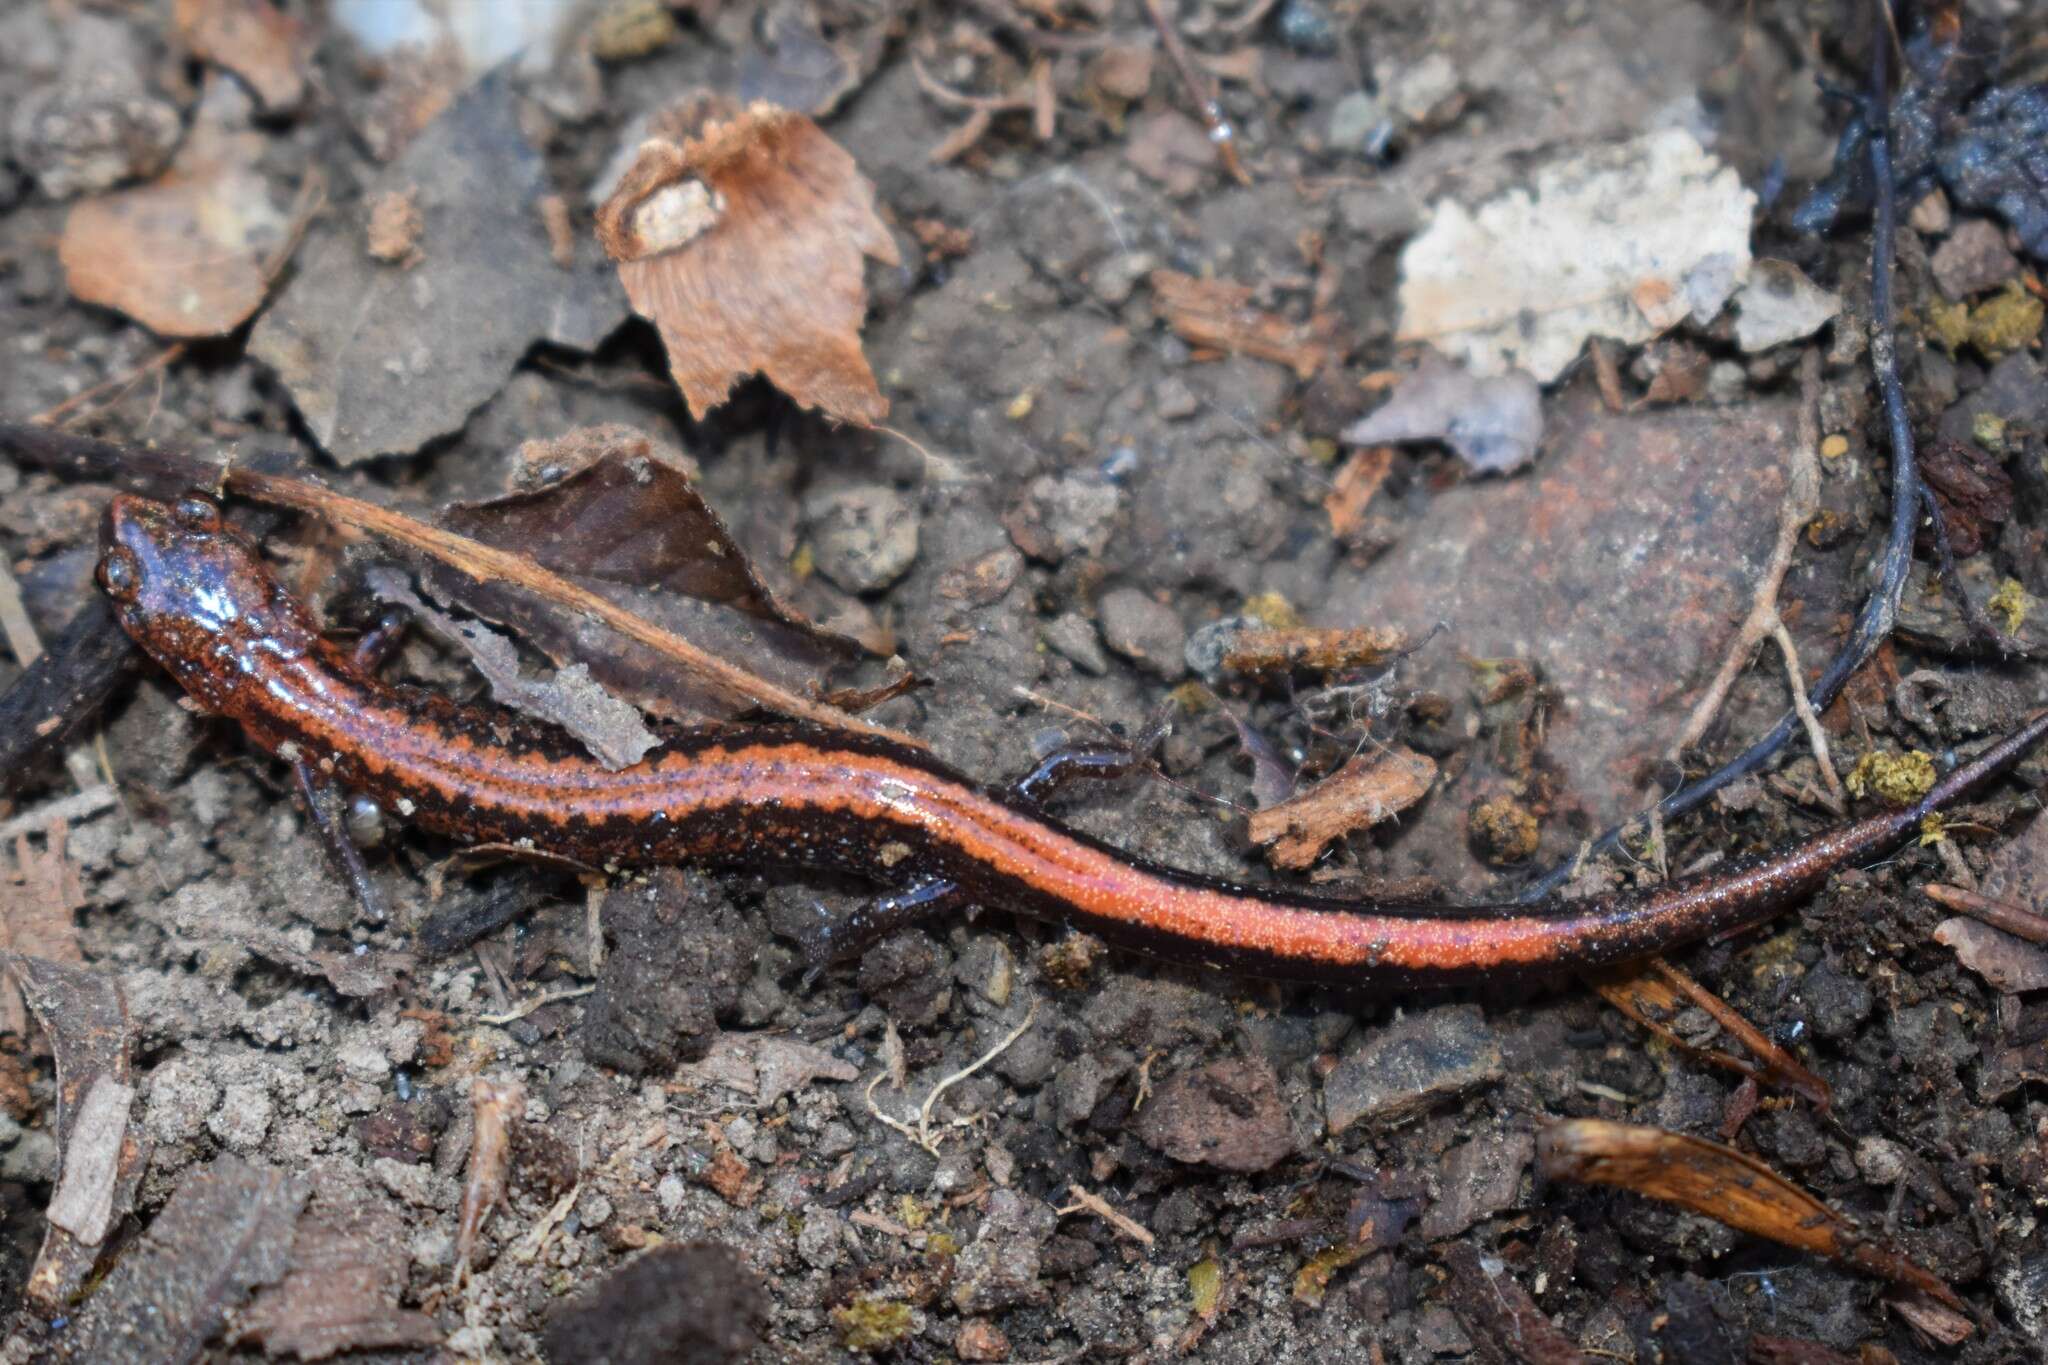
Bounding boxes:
542 1242 764 1364
232 1171 440 1359
431 425 865 725
250 73 628 462
595 97 899 426
1149 269 1337 379
0 827 85 1036
1537 1120 1966 1314
60 1155 307 1363
1342 350 1544 473
5 954 146 1308
58 79 290 338
1396 129 1754 382
1247 745 1438 869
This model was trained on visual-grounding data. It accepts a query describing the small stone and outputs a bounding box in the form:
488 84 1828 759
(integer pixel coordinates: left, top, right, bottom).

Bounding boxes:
1733 260 1841 352
207 1083 275 1153
806 485 920 594
1994 1252 2048 1349
1042 612 1110 676
1931 219 2021 299
1328 92 1388 153
956 1318 1011 1362
1136 1057 1295 1172
797 1210 844 1270
1004 474 1121 564
951 1189 1057 1313
1089 250 1156 306
1908 188 1951 235
1323 1004 1503 1136
9 15 181 199
1153 375 1199 420
1096 588 1185 679
145 1058 221 1143
1275 0 1338 54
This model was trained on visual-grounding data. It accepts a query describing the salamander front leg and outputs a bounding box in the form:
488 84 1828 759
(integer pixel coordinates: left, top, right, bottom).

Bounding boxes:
1007 710 1172 805
293 761 390 924
797 878 965 987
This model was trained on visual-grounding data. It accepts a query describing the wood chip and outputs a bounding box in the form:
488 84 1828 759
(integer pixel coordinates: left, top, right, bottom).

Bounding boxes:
1248 746 1437 869
1150 269 1337 379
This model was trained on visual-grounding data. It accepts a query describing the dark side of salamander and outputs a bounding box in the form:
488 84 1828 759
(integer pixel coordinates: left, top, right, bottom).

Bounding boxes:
97 492 2048 989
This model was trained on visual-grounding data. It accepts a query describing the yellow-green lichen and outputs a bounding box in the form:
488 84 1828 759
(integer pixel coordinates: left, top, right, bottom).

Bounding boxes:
1845 749 1937 806
831 1297 914 1353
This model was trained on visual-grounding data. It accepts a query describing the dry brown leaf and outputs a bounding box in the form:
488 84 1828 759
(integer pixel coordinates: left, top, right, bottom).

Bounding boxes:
1248 746 1436 869
1151 269 1337 380
596 97 899 426
174 0 308 112
58 82 287 338
1 829 85 1038
1537 1120 1966 1317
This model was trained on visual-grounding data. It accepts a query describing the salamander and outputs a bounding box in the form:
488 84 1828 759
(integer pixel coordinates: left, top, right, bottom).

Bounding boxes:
95 491 2048 988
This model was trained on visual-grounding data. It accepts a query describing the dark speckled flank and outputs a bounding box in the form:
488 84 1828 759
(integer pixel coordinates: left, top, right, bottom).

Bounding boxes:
99 492 2048 988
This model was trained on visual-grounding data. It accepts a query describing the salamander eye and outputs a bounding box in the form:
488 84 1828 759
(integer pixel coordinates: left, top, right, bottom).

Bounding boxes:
172 494 222 531
97 548 141 602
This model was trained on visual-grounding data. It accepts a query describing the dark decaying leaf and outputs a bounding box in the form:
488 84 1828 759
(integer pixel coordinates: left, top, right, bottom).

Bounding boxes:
1918 437 2014 558
61 1156 307 1364
543 1242 765 1365
248 73 629 463
4 953 147 1308
429 425 861 723
234 1170 440 1360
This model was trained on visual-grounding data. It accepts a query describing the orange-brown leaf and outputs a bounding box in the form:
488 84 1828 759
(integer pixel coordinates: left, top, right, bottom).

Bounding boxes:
596 99 899 426
1537 1120 1966 1316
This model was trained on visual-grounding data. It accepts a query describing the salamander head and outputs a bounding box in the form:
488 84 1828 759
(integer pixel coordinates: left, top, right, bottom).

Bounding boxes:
98 492 319 707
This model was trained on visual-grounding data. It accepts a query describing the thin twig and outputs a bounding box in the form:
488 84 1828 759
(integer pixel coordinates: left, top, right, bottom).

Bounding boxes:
1057 1184 1155 1246
0 789 118 842
1770 618 1844 808
476 985 595 1025
1923 883 2048 945
1140 0 1251 184
917 1003 1038 1150
1670 349 1824 757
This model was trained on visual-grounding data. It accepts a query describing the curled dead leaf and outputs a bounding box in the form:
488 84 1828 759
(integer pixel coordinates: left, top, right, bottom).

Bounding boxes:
595 97 899 425
174 0 309 112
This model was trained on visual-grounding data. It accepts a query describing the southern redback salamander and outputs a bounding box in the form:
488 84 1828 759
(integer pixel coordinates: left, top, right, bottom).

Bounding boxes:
96 491 2048 987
